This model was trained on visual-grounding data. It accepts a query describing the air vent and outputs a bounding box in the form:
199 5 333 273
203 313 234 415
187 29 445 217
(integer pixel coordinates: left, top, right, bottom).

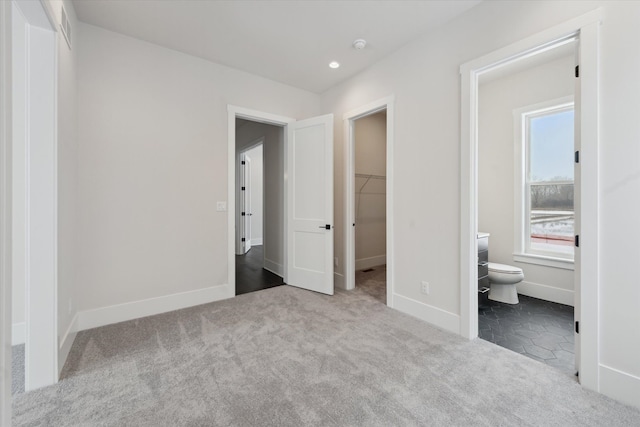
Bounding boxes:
60 5 71 49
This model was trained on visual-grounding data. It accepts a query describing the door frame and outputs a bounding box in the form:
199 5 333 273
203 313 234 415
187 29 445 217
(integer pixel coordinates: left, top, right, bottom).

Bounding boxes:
11 0 59 393
1 0 13 421
343 96 395 307
227 106 294 297
460 10 601 391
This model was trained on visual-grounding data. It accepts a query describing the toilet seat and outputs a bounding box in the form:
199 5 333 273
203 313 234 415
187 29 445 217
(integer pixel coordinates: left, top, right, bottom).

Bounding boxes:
488 262 523 275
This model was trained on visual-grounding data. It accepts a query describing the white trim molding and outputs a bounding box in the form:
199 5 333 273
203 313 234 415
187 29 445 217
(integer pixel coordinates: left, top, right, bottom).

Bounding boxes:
12 322 25 345
599 364 640 409
334 272 346 290
355 255 386 271
58 313 78 375
516 281 574 307
393 294 460 335
77 285 231 332
0 0 12 421
263 258 283 277
460 9 602 393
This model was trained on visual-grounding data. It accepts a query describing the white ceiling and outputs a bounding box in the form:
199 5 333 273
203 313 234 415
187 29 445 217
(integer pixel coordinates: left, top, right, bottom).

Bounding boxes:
72 0 481 94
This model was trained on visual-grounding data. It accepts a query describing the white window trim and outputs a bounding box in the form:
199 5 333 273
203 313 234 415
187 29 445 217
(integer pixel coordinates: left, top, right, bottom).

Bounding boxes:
513 95 575 269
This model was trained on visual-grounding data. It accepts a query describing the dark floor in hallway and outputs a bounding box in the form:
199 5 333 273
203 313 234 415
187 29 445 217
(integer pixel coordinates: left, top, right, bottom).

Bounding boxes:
479 294 575 376
235 245 284 295
355 265 386 305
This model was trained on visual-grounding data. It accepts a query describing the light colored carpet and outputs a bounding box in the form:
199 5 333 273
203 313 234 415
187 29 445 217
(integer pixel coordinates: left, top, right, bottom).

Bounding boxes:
12 285 640 426
355 265 386 304
12 344 25 395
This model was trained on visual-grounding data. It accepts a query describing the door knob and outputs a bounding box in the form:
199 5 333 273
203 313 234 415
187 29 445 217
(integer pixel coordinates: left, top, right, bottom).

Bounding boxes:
318 224 331 230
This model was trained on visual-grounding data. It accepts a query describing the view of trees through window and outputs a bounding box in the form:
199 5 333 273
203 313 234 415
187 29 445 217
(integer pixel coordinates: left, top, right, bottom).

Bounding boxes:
527 107 574 257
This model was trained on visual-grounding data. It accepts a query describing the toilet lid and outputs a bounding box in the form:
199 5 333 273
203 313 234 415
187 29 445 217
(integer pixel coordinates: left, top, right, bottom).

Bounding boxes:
488 262 523 274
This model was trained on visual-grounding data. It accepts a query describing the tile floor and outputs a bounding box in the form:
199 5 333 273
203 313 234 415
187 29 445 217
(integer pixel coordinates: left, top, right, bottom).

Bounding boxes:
479 294 576 376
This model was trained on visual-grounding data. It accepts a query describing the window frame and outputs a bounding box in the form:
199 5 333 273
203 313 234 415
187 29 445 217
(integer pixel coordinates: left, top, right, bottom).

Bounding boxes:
513 96 575 270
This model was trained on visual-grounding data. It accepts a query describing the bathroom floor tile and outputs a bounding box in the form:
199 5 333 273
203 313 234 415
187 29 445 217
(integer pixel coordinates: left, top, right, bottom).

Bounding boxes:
479 294 576 375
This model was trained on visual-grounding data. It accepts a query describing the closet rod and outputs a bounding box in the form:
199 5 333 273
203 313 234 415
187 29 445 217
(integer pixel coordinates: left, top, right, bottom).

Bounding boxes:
355 173 386 180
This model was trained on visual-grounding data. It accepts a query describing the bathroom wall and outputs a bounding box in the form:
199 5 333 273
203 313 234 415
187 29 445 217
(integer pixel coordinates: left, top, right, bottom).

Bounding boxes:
478 53 575 305
354 111 386 270
235 120 285 276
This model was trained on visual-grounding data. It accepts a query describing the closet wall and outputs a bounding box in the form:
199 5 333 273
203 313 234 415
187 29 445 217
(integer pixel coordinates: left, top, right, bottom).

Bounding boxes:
354 111 387 270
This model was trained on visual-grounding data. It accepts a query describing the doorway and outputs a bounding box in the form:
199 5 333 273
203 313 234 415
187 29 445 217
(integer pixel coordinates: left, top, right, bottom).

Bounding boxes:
353 111 387 304
344 97 395 307
235 121 284 295
227 106 335 297
460 11 601 390
477 40 577 376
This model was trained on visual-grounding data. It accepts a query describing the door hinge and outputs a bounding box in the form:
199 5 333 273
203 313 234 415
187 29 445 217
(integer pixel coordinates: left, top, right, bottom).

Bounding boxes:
241 238 246 242
575 65 579 78
241 186 245 191
575 235 580 247
575 321 579 334
241 212 245 216
575 150 580 163
241 160 245 165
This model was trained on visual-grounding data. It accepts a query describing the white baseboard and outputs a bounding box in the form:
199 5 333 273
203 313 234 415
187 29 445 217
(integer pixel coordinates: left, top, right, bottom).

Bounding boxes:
355 255 386 271
600 364 640 409
12 322 25 345
516 280 574 306
250 238 263 246
264 258 283 277
334 272 346 290
58 313 79 375
393 294 460 335
77 284 232 332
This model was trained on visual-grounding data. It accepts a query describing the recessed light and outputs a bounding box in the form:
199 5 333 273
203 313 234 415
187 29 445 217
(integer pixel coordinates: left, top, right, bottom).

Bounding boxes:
329 61 340 69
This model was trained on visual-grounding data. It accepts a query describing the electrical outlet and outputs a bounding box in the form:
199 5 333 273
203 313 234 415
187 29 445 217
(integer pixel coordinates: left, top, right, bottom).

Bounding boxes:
421 281 430 295
216 201 227 212
334 257 338 267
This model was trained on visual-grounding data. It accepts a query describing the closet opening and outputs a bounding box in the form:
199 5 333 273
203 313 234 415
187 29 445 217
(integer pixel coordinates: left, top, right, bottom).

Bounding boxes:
352 110 387 304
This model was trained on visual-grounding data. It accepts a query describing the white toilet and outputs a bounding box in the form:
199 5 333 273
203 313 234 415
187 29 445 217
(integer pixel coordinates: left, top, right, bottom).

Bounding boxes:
488 262 524 304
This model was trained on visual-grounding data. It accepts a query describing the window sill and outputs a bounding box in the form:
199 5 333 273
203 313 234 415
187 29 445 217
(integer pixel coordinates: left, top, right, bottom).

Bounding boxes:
513 253 574 271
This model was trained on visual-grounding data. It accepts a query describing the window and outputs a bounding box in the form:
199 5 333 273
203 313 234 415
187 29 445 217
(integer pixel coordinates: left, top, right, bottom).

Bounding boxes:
514 97 574 268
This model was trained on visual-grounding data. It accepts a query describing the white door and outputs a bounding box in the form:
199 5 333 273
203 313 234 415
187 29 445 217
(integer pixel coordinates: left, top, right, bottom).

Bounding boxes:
245 156 252 252
287 114 334 295
573 47 581 378
239 153 251 254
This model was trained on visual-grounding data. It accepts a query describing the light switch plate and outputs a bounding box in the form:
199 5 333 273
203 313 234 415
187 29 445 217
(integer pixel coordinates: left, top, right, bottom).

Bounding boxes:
216 201 227 212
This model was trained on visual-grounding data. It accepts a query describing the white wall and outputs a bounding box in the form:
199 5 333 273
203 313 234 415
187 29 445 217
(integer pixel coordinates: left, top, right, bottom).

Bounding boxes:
354 112 386 269
321 0 640 408
76 23 317 312
245 145 263 245
478 54 575 305
236 121 284 275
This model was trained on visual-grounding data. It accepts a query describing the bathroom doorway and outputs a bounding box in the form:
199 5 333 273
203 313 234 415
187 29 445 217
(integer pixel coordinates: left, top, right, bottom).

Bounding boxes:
460 11 602 389
476 40 577 376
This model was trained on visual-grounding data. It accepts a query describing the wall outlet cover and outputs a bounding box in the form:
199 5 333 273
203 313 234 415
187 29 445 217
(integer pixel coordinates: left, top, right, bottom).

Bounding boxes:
216 201 227 211
421 281 430 295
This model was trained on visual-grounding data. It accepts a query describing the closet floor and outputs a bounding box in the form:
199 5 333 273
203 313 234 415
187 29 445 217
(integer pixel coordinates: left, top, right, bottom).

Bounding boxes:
355 265 386 305
479 294 575 376
235 245 284 295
